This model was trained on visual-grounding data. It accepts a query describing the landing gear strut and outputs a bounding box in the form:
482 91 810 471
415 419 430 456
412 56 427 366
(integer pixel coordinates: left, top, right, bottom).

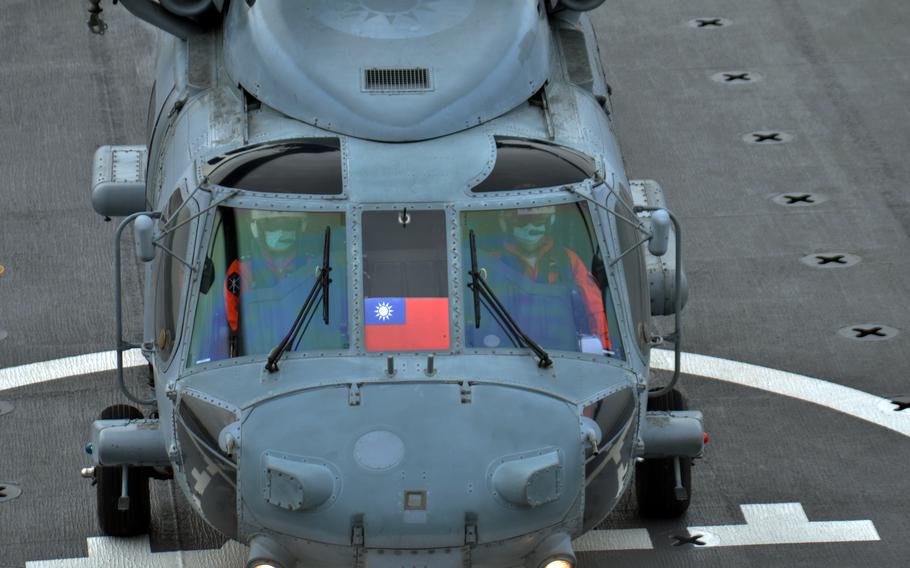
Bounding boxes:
635 389 693 518
95 405 152 536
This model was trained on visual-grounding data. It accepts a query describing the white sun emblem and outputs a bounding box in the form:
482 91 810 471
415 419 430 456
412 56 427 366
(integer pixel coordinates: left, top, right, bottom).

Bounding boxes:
320 0 474 40
374 302 394 321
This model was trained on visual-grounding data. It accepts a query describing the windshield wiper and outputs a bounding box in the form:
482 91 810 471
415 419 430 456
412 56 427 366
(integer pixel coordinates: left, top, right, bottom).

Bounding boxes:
265 226 332 373
467 231 521 349
467 230 552 368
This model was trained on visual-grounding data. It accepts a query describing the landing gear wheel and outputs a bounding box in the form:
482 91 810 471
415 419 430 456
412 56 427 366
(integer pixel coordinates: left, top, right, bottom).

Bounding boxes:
635 389 692 519
96 404 151 536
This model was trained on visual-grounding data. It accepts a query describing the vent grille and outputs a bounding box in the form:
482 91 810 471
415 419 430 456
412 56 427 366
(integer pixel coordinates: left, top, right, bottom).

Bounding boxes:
363 68 432 93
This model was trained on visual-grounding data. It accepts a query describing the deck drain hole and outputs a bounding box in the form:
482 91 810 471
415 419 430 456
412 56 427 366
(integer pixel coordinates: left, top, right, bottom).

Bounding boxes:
891 397 910 412
711 71 763 84
744 131 794 144
0 483 22 503
0 401 11 417
672 533 706 547
688 18 731 28
772 193 826 207
800 253 860 268
838 324 898 341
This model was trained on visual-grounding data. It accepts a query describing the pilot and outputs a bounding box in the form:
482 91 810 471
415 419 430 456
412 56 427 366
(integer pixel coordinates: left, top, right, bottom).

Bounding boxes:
198 210 346 362
471 206 610 354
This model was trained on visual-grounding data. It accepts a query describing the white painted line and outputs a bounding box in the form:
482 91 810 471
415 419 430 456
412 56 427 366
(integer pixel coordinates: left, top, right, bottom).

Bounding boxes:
1 349 906 442
0 350 146 392
652 350 910 439
26 536 247 568
687 503 880 548
572 528 653 551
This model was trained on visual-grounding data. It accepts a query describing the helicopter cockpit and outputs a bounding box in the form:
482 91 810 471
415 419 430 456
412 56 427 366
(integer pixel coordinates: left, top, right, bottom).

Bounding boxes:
179 134 630 371
183 199 627 370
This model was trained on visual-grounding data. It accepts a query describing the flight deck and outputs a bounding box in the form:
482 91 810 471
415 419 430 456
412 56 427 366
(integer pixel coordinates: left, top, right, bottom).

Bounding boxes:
1 1 909 566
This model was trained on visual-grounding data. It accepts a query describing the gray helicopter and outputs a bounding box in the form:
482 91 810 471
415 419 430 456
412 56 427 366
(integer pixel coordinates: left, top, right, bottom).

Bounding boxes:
82 1 706 567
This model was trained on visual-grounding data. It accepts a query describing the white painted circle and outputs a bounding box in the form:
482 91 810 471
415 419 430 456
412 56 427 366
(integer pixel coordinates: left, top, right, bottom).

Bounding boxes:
354 430 405 471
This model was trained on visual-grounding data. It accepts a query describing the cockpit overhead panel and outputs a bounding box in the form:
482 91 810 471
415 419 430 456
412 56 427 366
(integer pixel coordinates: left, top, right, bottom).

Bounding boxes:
223 0 551 141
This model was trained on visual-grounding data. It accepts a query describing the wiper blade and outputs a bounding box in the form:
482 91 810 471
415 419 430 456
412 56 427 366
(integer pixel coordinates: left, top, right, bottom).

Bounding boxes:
469 230 482 329
265 226 332 373
467 230 553 368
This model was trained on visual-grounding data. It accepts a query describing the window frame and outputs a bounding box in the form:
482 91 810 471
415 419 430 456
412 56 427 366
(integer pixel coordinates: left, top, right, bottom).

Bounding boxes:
355 204 456 355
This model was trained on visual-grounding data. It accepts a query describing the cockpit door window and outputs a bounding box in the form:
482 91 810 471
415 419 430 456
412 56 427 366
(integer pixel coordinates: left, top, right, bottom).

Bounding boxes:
361 210 450 352
155 191 193 365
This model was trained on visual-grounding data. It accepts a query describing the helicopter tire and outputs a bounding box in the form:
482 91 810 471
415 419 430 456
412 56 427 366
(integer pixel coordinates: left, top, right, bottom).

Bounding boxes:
96 405 152 537
635 388 692 519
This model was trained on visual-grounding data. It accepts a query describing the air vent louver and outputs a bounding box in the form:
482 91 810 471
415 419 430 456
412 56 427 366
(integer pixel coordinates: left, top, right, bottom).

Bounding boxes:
363 68 432 93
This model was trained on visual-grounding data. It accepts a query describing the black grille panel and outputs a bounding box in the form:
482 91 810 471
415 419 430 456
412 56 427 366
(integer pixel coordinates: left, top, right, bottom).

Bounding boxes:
363 68 432 93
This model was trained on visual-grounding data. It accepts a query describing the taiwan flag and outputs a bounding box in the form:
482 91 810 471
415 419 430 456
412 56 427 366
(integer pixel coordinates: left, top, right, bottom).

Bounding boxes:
364 297 450 351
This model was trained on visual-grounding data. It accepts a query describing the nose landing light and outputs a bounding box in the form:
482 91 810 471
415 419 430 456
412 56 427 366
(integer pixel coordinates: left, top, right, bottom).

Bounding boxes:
527 533 576 568
247 536 293 568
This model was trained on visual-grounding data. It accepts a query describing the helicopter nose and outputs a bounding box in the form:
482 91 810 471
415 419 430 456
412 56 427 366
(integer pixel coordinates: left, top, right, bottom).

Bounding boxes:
238 381 586 550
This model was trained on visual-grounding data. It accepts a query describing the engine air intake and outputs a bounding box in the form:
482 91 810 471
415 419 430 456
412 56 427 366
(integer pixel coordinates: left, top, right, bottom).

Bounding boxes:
363 68 432 93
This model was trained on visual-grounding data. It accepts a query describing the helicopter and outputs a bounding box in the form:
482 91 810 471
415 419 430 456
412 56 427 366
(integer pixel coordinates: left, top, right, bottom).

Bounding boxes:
82 1 706 567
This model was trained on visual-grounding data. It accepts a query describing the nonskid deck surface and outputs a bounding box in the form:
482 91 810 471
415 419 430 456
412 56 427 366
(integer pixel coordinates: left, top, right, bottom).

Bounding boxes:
2 1 909 566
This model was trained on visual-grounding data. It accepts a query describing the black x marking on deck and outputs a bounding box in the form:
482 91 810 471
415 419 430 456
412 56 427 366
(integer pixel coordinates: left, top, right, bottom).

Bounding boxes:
854 327 886 338
753 132 783 142
696 18 724 27
724 73 751 82
816 255 847 265
672 533 707 547
784 194 815 204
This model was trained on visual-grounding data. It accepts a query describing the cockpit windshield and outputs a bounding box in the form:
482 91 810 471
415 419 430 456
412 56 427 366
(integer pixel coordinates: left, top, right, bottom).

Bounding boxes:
188 208 348 366
462 202 623 358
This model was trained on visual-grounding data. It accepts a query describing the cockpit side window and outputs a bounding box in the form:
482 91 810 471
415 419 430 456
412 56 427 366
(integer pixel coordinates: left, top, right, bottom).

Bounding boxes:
205 139 343 195
361 210 450 352
471 137 596 193
462 202 623 358
155 191 193 364
187 208 348 366
615 184 651 354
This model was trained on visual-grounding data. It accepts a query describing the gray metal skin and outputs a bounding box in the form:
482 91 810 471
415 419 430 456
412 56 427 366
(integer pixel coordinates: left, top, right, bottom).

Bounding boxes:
89 1 704 566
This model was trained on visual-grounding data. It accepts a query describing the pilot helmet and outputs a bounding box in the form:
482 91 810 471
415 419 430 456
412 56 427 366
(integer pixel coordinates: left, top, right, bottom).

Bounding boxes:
499 206 557 248
249 210 307 253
